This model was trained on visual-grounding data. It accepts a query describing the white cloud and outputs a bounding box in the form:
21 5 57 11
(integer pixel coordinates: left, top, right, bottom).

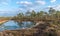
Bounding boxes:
54 5 60 10
0 0 11 3
17 8 23 11
36 1 46 5
0 11 9 14
0 0 11 5
16 1 32 5
47 6 52 8
2 2 8 5
50 0 56 3
0 10 17 14
47 5 60 11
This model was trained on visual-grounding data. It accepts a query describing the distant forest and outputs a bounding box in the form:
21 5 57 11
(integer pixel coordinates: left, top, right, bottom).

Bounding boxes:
11 7 60 24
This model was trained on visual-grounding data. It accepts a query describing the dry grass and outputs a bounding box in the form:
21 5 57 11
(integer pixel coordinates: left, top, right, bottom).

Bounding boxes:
0 22 60 36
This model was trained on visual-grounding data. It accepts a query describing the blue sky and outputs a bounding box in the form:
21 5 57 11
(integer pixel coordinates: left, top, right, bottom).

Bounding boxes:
0 0 60 16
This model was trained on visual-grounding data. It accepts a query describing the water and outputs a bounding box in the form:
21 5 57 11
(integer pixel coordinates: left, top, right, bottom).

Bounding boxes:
0 20 36 31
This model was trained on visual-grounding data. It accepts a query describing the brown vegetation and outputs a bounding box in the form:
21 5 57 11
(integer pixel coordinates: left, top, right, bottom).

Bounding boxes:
0 22 60 36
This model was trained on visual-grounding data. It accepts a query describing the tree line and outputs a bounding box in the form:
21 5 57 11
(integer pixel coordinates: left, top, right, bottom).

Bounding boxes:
12 7 60 24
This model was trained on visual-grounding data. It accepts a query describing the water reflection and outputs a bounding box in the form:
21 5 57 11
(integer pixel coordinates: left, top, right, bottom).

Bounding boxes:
16 21 36 28
0 20 36 31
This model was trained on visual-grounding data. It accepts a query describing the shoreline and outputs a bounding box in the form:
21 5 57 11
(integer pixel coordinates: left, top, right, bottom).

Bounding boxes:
0 20 9 24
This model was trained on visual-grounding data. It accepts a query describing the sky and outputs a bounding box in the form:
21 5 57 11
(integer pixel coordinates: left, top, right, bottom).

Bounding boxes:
0 0 60 16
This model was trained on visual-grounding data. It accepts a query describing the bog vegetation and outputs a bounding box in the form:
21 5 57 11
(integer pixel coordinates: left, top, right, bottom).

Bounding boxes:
0 7 60 36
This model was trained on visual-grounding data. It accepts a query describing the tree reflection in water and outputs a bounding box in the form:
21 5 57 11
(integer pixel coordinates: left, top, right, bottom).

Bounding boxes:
15 21 36 28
